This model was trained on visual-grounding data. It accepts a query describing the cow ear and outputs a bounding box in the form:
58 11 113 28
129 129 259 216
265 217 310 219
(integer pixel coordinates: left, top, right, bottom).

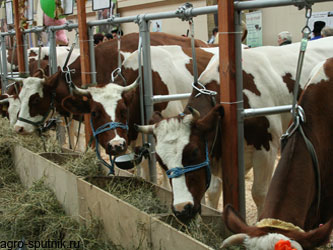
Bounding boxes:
149 111 163 125
223 204 253 234
123 90 136 107
62 96 91 114
294 219 333 249
196 104 224 132
44 71 61 89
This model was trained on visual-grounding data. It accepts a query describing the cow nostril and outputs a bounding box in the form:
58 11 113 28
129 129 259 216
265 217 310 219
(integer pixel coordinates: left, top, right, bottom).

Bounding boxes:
15 126 24 133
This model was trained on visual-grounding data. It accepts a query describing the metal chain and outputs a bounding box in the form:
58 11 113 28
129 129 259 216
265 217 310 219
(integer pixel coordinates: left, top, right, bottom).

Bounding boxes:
291 4 312 122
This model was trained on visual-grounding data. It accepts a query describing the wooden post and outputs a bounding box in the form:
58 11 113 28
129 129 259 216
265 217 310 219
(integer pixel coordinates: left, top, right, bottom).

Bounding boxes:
218 0 240 211
13 0 25 73
77 0 92 145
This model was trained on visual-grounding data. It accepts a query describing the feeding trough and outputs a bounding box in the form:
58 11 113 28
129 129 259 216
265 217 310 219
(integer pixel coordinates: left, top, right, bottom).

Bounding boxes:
11 144 230 249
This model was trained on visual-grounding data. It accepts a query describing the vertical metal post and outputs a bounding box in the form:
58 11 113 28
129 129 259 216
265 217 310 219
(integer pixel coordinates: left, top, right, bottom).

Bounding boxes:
48 29 58 74
88 26 97 84
23 33 29 76
0 35 8 92
235 10 246 218
139 17 157 183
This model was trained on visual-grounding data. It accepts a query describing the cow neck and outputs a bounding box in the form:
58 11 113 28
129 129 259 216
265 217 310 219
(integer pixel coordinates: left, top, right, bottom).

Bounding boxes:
126 88 142 144
280 105 321 216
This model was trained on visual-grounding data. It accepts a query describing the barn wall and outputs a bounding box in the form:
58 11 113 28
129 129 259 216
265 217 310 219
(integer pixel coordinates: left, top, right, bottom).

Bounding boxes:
261 2 332 45
117 0 209 42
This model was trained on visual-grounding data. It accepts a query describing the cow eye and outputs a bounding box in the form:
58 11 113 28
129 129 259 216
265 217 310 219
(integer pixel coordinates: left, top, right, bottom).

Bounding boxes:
121 109 127 119
91 111 99 118
31 95 41 104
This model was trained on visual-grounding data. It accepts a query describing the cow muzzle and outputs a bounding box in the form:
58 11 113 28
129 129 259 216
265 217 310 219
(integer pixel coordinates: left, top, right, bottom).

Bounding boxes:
172 202 200 223
14 125 28 134
107 139 127 155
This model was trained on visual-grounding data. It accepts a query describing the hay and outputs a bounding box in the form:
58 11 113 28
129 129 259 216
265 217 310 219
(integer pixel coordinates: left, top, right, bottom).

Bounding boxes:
0 118 61 154
0 118 122 250
61 149 104 177
0 179 122 250
0 117 103 177
93 177 169 214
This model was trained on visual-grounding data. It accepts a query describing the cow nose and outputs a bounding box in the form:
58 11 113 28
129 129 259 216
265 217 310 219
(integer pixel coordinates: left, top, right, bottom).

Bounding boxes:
107 140 126 154
14 125 25 134
172 202 198 223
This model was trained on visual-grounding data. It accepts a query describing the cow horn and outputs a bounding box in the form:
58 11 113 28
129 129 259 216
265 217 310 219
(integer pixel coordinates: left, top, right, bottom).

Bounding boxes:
122 77 140 93
0 98 9 104
37 68 46 78
135 124 154 134
220 233 247 248
188 106 200 121
7 77 25 83
72 84 91 96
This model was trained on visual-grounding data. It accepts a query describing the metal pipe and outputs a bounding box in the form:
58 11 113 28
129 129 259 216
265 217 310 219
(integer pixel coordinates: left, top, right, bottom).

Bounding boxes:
23 33 29 76
48 23 78 32
243 105 292 118
0 35 8 92
48 29 58 75
22 26 45 34
137 36 146 146
87 5 218 28
152 93 191 104
0 30 16 36
139 18 157 184
88 26 96 84
235 10 246 219
234 0 332 11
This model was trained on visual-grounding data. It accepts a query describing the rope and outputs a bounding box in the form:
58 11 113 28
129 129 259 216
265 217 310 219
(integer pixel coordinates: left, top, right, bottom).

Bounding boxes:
189 19 198 84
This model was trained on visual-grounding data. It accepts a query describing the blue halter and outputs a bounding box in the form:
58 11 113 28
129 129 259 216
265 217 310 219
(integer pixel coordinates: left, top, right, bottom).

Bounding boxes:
90 117 128 175
166 142 211 190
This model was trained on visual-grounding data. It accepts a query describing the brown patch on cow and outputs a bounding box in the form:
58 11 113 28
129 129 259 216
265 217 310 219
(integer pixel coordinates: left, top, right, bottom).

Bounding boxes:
324 58 333 79
282 73 303 99
244 116 272 151
29 51 37 57
283 73 295 93
243 72 261 96
28 91 52 117
182 47 215 76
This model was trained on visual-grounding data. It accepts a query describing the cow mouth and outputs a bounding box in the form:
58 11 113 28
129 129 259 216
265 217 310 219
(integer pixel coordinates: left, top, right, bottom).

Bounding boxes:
172 203 201 224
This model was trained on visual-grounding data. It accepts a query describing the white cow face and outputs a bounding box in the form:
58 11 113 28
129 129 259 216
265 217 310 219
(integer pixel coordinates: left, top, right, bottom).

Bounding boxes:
62 80 139 155
14 77 47 134
7 96 21 126
137 106 222 223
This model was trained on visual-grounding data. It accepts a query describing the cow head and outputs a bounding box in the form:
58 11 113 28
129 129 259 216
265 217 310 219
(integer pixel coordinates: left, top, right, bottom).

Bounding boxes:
222 204 333 250
14 70 58 134
62 79 139 155
136 105 224 223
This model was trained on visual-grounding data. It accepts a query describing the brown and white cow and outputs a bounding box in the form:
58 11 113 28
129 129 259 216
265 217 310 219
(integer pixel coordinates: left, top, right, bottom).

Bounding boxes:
1 46 80 126
136 36 333 222
62 45 218 180
12 32 210 134
221 57 333 250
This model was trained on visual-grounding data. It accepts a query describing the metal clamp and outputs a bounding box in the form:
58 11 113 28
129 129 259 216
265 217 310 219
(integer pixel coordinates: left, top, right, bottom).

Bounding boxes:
192 81 218 98
292 0 313 10
176 3 195 21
